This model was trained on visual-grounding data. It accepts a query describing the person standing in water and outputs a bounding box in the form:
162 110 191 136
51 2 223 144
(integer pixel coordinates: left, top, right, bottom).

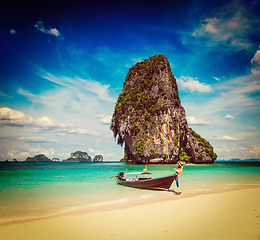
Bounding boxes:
174 162 183 175
174 162 184 187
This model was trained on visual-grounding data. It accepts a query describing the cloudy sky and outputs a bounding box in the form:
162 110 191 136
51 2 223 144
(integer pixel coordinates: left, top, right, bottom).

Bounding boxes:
0 0 259 161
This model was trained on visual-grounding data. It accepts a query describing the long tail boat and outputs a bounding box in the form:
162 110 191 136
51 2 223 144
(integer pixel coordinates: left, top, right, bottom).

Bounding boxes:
111 171 178 190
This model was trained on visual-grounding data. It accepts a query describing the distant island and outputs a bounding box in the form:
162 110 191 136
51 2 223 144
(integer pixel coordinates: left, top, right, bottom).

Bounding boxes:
61 151 104 162
25 154 51 162
93 155 103 162
0 156 259 163
215 158 260 163
20 151 104 163
63 151 92 162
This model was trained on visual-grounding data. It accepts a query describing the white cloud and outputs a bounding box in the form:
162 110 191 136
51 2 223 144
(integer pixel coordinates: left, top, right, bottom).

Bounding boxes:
42 73 116 102
88 148 95 153
10 29 16 35
3 150 30 160
31 125 99 136
251 50 260 75
213 77 220 81
216 78 260 112
184 3 259 53
27 147 56 158
34 21 61 37
204 18 219 33
132 57 143 64
0 107 25 120
86 148 114 159
49 28 60 37
0 135 58 144
94 114 112 124
212 135 244 141
78 78 115 102
101 116 112 124
18 136 59 143
184 73 260 119
187 116 210 125
251 69 260 75
18 88 38 103
215 143 260 160
0 91 12 98
16 70 116 142
0 146 56 160
177 76 212 92
225 114 235 119
182 72 260 161
0 107 98 136
251 50 260 64
0 107 50 127
99 152 115 158
250 144 260 157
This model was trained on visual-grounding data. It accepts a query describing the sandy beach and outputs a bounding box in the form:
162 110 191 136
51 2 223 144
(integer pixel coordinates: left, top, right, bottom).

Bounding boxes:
0 187 259 240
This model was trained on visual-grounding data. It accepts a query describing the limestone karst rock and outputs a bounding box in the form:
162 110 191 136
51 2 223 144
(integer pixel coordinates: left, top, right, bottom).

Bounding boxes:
63 151 92 162
25 154 51 162
110 54 217 164
93 155 104 162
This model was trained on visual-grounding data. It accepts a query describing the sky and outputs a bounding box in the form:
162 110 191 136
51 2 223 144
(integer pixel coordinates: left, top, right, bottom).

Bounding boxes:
0 0 259 161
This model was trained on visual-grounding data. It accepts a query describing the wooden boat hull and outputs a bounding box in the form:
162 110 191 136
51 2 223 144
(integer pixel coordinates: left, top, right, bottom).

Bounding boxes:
116 174 177 190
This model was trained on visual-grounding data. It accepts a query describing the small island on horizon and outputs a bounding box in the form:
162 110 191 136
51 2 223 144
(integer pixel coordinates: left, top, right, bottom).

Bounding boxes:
21 151 104 163
215 158 260 163
62 151 92 162
0 157 259 163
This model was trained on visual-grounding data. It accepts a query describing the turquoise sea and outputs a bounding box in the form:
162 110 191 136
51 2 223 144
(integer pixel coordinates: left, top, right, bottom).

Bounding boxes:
0 162 260 224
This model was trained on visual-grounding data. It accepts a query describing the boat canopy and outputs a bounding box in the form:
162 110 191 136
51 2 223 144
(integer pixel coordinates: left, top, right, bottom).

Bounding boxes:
125 172 152 175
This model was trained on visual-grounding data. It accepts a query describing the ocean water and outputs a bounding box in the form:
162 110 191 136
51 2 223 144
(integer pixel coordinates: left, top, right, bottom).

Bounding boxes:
0 161 259 224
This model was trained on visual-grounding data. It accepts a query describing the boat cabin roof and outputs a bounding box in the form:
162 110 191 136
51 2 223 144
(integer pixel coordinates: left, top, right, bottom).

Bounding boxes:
125 172 152 175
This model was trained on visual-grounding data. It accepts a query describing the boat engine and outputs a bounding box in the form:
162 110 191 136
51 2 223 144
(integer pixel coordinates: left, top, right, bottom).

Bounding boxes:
117 172 124 180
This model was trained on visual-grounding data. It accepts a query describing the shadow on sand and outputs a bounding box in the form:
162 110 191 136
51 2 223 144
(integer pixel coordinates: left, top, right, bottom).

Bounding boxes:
167 189 182 195
142 188 182 195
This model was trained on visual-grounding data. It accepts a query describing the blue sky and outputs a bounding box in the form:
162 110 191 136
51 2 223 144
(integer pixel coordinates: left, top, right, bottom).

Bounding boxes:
0 0 259 161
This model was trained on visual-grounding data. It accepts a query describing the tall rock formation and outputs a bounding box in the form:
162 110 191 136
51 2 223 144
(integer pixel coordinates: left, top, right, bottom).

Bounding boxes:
110 54 217 164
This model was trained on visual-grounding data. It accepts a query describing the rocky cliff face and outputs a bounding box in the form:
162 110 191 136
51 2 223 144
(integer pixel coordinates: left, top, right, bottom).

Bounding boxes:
110 54 217 164
93 155 103 162
63 151 92 162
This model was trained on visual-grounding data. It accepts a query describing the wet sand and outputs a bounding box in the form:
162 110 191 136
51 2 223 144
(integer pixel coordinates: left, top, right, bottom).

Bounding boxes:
0 187 259 240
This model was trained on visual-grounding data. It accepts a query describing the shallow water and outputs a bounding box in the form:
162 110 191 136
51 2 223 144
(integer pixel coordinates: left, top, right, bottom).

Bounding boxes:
0 161 259 223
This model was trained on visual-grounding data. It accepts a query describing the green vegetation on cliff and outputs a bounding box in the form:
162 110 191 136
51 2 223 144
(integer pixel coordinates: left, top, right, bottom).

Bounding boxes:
111 54 217 164
189 127 218 160
63 151 92 162
63 156 90 162
112 55 180 128
111 55 180 153
93 155 103 162
25 154 51 162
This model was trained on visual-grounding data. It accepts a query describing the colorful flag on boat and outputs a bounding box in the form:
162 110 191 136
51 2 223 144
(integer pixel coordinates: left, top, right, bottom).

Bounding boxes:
143 166 147 172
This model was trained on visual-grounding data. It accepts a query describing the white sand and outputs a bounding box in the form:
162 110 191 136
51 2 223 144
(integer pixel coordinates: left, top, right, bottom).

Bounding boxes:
0 188 259 240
